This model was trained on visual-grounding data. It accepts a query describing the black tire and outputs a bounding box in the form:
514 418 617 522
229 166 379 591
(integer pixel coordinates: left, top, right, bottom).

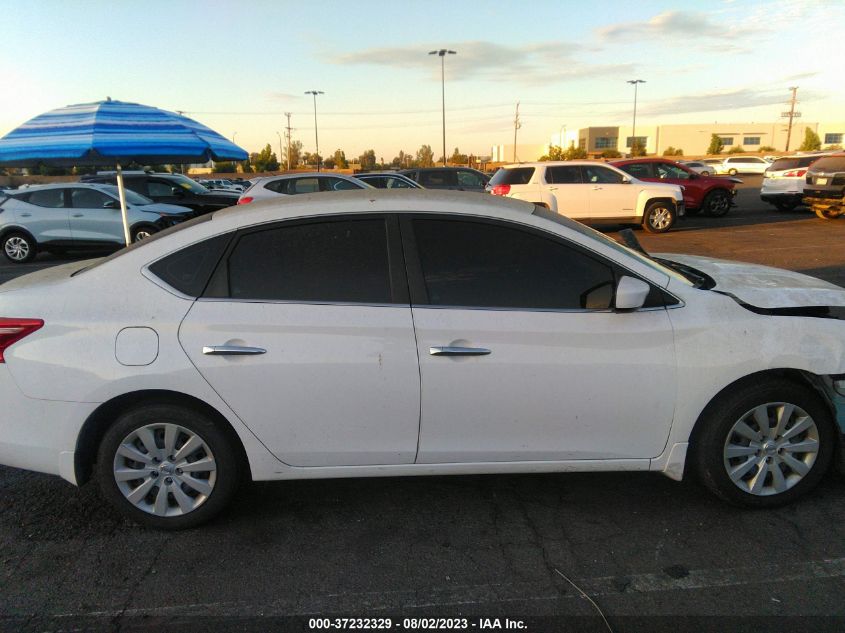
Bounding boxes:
701 170 711 176
642 201 676 233
2 232 37 263
703 189 731 217
96 404 241 529
131 225 159 243
774 199 799 212
728 168 738 176
693 379 835 508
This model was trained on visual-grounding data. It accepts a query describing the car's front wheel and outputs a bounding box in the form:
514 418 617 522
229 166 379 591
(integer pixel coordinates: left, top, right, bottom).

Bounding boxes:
694 379 834 507
96 404 241 529
703 189 731 217
131 226 159 242
728 168 738 176
2 232 37 263
642 201 676 233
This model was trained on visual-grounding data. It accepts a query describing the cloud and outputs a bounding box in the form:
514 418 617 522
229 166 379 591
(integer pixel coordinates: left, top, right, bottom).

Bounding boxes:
597 10 759 42
329 41 632 86
265 92 303 102
634 88 823 118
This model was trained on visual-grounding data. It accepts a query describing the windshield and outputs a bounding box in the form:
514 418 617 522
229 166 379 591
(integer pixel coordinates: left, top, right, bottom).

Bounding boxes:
98 185 153 205
167 174 212 194
531 206 694 286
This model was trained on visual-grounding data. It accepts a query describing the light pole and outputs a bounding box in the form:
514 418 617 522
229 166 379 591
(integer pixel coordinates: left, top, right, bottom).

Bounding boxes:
305 90 324 171
429 48 456 167
627 79 645 153
559 124 567 149
275 131 283 170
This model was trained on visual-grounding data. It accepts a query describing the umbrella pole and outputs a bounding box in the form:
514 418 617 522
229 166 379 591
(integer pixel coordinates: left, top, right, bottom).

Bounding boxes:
115 163 131 246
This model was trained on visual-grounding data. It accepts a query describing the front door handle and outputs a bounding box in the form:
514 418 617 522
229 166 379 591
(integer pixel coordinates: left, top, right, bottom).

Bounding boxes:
202 345 266 356
72 213 84 217
430 346 491 356
592 186 603 190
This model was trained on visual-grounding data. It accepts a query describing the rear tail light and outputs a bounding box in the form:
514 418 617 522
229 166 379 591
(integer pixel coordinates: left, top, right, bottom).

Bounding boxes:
491 184 511 196
0 318 43 363
237 197 253 205
783 169 807 178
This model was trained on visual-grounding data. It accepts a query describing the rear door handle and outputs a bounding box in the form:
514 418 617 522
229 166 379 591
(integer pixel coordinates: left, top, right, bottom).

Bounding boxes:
592 186 603 190
72 213 84 217
429 346 491 356
202 345 266 356
20 213 32 217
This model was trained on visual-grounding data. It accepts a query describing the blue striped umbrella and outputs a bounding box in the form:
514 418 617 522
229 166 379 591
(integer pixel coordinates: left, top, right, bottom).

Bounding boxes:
0 98 247 166
0 99 248 245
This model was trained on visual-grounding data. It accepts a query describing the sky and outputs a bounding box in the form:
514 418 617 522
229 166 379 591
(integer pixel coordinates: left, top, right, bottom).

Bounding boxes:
2 0 844 161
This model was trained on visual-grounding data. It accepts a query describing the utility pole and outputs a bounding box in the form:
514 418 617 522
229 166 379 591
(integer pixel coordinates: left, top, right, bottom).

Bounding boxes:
284 112 293 169
627 79 646 153
512 102 521 163
783 86 801 152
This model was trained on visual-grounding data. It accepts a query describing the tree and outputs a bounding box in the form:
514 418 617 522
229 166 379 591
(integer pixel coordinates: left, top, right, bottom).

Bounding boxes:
799 128 822 151
333 149 348 169
251 144 279 172
358 149 376 170
322 156 336 169
563 144 587 160
416 144 435 167
538 145 566 161
284 140 303 169
450 147 468 165
630 140 647 157
213 162 237 173
707 134 724 155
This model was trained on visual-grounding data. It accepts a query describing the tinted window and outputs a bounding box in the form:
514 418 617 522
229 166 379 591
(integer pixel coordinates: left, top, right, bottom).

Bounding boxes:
583 165 624 184
70 188 113 208
655 163 690 180
323 177 362 191
546 166 582 184
27 189 65 208
770 157 819 171
226 219 392 303
149 181 178 197
456 170 486 188
412 218 615 310
418 170 458 188
489 167 535 185
384 176 415 189
617 163 653 179
149 233 231 297
809 157 845 173
360 176 388 188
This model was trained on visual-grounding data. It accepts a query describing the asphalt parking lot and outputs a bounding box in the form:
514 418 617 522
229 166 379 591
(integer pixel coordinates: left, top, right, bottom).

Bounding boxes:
1 175 844 632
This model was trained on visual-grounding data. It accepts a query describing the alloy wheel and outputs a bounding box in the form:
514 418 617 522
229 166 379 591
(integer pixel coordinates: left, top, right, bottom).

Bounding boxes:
723 402 820 496
112 423 217 517
648 206 672 230
4 236 30 261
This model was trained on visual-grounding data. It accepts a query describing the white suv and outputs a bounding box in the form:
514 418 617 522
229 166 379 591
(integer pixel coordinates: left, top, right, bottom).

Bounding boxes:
487 161 684 233
721 156 771 175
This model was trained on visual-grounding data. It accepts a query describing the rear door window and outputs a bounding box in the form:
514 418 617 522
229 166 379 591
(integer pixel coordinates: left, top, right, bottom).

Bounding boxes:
546 166 582 184
221 218 395 303
419 170 458 188
655 163 690 180
616 163 654 179
321 177 362 191
456 170 486 188
582 165 625 184
70 188 113 208
26 188 66 207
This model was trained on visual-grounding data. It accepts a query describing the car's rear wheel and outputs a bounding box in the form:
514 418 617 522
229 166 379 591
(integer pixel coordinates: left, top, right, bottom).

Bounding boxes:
2 232 36 263
642 201 675 233
701 170 711 176
96 404 241 529
703 189 731 217
694 379 834 507
728 168 738 176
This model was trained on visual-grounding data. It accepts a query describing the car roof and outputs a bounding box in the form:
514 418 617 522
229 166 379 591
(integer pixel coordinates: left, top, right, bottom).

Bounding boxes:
252 172 362 183
216 189 531 224
8 182 116 192
498 161 621 168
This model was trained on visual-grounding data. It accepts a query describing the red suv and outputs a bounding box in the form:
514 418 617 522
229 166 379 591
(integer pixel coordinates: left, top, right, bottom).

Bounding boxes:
611 158 737 217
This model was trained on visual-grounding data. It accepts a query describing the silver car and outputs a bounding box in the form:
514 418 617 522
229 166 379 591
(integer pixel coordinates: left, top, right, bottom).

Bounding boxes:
0 183 194 263
238 173 373 204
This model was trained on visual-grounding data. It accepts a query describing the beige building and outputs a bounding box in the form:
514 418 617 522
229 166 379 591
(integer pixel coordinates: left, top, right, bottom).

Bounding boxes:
490 143 550 163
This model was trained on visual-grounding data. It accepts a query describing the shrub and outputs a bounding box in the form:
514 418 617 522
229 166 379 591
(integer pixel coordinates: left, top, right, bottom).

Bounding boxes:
600 149 622 158
727 146 746 154
663 147 684 156
759 145 776 152
630 141 647 157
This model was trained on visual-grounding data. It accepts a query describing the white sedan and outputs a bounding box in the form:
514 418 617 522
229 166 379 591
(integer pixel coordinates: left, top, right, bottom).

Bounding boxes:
1 190 843 529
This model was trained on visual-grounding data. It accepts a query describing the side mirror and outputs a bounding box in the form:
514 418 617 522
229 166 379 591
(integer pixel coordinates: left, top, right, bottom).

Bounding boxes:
621 176 632 184
103 199 120 209
615 276 651 310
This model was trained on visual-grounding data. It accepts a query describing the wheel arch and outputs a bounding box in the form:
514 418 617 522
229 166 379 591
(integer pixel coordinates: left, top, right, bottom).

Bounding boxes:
74 389 252 485
0 225 38 245
685 368 836 477
640 195 676 215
